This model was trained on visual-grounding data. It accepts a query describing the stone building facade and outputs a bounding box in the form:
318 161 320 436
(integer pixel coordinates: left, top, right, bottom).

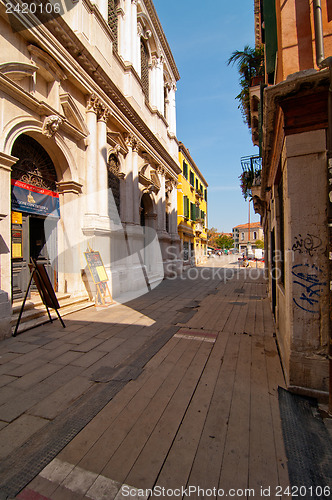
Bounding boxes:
252 0 332 401
0 0 181 338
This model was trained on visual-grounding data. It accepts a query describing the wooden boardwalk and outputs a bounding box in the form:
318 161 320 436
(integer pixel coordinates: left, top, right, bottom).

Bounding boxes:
17 269 290 499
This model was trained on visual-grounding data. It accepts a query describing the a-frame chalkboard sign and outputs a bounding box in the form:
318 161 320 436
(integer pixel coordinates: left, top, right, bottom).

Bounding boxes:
13 258 65 336
84 250 113 306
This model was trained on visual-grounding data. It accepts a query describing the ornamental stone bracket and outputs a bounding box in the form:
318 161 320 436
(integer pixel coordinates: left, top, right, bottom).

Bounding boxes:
56 180 83 194
252 195 266 217
42 115 63 138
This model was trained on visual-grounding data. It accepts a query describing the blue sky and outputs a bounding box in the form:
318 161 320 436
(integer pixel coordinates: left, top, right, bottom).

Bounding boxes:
153 0 260 233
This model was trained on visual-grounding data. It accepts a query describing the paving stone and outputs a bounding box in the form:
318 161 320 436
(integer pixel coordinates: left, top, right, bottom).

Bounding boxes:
70 338 105 353
52 350 83 365
0 375 18 387
28 376 94 420
7 363 63 391
4 359 42 377
71 350 107 368
0 414 48 460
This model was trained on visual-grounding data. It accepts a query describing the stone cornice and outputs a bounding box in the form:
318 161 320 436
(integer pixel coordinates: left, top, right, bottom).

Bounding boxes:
142 0 180 82
261 68 329 197
0 73 87 141
43 16 180 176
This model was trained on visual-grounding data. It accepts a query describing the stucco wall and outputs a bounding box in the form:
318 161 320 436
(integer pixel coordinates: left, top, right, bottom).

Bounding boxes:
281 129 329 396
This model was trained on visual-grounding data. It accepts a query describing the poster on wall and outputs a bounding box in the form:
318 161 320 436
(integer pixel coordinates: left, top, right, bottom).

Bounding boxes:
11 179 60 218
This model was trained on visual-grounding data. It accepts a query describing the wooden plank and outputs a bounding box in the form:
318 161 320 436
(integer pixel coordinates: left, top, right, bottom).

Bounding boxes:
121 340 213 489
79 337 205 479
263 335 290 495
95 338 206 484
249 335 279 493
57 336 183 466
218 334 252 492
187 332 241 491
153 330 230 490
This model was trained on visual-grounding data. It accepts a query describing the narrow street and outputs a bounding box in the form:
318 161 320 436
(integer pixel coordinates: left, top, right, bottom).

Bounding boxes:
0 258 294 499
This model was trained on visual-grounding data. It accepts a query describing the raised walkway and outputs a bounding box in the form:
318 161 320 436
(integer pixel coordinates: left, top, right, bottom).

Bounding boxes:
0 258 290 499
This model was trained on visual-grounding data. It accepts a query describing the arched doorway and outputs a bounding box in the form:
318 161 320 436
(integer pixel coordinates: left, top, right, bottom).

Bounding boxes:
11 134 59 299
107 153 121 223
140 192 156 273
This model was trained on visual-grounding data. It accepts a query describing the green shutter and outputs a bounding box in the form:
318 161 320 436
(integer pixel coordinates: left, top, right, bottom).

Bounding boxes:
183 160 188 179
183 196 189 217
190 171 194 186
263 0 278 79
190 202 196 221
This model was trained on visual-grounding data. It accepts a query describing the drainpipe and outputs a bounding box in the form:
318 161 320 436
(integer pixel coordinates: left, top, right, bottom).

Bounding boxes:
313 0 332 414
313 0 325 66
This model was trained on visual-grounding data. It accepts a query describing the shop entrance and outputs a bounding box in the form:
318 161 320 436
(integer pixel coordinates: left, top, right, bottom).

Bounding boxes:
11 134 59 300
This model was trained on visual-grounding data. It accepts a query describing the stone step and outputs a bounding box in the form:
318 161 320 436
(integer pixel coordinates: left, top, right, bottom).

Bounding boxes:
11 294 94 335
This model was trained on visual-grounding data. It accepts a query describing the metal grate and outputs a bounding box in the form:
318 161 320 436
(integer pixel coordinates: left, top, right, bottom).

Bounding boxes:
11 134 58 191
108 0 118 51
141 38 149 100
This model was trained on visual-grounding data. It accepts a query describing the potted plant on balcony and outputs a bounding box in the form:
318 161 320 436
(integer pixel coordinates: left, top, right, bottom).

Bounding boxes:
227 45 264 126
239 157 261 200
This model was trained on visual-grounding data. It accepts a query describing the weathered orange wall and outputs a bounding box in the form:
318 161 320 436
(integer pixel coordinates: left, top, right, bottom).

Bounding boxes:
274 0 332 84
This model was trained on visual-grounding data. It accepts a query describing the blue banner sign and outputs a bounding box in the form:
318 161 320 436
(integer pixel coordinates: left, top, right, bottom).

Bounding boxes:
11 179 60 218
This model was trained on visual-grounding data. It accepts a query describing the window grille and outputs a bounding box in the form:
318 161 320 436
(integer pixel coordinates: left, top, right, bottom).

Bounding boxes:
140 39 149 100
108 0 118 51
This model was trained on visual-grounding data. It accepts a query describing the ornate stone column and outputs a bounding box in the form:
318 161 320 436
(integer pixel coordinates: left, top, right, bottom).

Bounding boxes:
97 103 110 218
120 0 132 63
120 134 134 224
150 56 164 113
131 0 139 73
85 95 99 216
156 166 166 232
56 181 84 295
98 0 108 22
132 139 140 225
167 83 177 135
0 152 17 338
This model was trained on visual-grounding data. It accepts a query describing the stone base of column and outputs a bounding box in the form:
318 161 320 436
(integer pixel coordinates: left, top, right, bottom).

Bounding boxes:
0 290 12 340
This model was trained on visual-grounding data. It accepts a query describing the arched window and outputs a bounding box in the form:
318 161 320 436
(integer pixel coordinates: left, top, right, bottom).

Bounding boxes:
107 153 121 221
140 38 149 100
108 0 118 51
11 134 57 191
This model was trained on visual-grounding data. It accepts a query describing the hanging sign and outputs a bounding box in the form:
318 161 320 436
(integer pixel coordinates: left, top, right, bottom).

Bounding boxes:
11 179 60 218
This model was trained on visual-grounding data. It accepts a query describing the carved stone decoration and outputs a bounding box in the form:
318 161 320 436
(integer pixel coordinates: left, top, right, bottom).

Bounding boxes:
165 178 176 193
252 195 266 217
139 162 160 193
156 165 166 177
42 115 63 138
86 94 100 112
97 103 111 122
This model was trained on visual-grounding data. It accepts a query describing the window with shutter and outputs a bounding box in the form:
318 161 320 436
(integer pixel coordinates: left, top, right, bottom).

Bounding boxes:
183 196 189 217
190 202 196 221
190 171 194 187
183 161 188 179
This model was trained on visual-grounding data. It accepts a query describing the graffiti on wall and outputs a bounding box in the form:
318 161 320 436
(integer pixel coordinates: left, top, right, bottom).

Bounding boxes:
292 263 326 314
292 233 323 257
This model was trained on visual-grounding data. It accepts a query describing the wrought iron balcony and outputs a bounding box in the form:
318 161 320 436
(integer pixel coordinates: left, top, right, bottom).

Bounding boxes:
240 155 262 175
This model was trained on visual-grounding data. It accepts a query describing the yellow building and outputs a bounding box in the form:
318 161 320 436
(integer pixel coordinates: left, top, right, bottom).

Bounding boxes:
178 143 208 265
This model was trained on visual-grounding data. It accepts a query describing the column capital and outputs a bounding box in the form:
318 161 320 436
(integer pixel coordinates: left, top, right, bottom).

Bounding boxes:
124 133 140 152
156 165 166 177
97 103 111 123
86 94 100 113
